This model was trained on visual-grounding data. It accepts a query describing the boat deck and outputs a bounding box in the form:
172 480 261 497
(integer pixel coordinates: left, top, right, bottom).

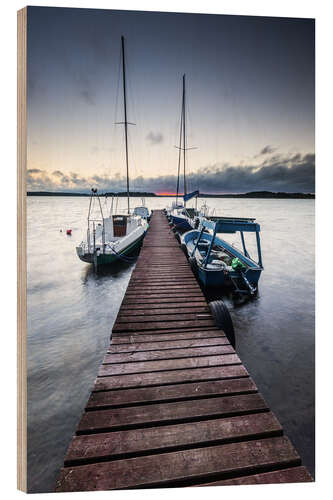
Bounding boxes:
56 210 312 491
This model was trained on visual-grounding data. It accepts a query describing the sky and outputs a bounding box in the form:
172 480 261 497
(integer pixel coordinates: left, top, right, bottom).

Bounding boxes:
27 7 315 194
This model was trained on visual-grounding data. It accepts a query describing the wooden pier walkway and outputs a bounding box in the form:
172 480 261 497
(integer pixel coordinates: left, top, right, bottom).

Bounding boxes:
56 210 312 491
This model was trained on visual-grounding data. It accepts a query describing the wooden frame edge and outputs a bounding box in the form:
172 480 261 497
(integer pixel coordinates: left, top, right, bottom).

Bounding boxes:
17 6 27 493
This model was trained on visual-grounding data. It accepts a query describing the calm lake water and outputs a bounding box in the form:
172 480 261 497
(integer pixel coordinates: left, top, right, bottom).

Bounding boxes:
27 196 315 492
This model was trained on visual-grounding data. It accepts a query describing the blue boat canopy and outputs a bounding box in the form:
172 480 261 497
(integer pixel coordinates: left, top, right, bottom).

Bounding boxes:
183 190 199 202
192 216 263 270
202 217 260 234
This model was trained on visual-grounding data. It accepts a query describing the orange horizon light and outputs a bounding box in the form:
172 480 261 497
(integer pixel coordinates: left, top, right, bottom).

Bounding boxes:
156 192 181 196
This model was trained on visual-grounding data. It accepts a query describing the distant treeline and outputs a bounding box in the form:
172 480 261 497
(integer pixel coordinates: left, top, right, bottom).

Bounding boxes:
27 190 314 199
27 191 157 197
198 191 315 199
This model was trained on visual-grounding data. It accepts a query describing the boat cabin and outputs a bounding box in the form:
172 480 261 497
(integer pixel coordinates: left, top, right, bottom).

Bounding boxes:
133 206 150 220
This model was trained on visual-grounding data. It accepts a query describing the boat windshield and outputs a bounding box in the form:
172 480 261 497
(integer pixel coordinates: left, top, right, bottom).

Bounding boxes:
133 206 149 218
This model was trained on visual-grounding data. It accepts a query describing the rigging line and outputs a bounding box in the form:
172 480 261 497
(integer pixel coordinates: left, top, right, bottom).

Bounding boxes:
127 127 137 193
175 91 183 204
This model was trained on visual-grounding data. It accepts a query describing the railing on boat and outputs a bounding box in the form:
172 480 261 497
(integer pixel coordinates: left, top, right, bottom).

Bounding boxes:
193 217 263 270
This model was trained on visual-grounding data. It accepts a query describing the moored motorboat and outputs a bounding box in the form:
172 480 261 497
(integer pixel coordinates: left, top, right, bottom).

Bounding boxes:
181 216 263 297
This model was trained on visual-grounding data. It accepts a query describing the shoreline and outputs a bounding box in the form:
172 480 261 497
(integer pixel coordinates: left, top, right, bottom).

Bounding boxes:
27 191 315 199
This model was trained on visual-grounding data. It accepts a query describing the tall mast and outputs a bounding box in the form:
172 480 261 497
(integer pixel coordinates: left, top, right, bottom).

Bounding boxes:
182 74 187 203
121 36 130 215
175 97 183 205
175 74 196 207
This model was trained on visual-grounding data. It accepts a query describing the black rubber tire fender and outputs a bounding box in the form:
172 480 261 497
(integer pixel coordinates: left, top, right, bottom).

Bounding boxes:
174 232 181 244
188 256 198 274
181 243 188 257
209 300 235 348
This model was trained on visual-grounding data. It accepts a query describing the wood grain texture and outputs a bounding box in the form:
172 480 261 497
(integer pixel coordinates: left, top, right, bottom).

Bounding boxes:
98 353 241 376
112 319 216 332
56 436 301 491
195 466 313 486
86 377 257 410
65 412 282 464
110 329 223 344
107 337 230 353
93 364 249 391
103 344 235 362
77 394 269 434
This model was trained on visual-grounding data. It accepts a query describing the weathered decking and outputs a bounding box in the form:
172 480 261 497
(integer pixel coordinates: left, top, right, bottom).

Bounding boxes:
56 210 312 491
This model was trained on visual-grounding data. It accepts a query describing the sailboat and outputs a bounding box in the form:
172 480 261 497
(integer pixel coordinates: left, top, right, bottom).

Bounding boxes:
168 74 200 232
76 36 149 269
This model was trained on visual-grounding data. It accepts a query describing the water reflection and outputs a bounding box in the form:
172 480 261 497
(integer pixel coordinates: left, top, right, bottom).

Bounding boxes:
81 258 136 283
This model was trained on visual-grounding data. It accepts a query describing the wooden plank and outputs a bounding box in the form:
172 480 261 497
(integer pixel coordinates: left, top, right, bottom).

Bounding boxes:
111 330 223 344
116 309 210 319
56 436 300 491
65 412 282 465
130 276 195 282
123 292 203 299
98 354 241 377
119 302 208 311
126 284 200 291
103 345 235 363
108 337 230 353
135 262 188 266
196 466 313 486
93 364 249 391
86 378 257 410
121 296 206 305
131 273 194 277
114 312 212 324
112 319 215 333
77 393 269 434
138 263 185 266
132 268 192 273
111 330 221 340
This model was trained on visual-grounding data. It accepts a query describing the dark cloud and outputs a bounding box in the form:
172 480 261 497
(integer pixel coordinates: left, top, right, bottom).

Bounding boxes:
27 152 315 194
52 170 64 177
28 168 42 174
259 145 277 156
146 131 163 145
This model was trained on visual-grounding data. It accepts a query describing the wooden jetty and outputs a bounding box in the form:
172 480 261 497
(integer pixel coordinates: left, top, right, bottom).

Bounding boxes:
56 210 312 491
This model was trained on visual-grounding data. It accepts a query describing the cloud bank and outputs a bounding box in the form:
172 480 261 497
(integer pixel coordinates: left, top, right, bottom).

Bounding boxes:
27 151 315 194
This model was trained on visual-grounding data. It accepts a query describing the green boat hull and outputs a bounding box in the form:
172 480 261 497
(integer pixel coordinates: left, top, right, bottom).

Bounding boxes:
78 232 146 267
